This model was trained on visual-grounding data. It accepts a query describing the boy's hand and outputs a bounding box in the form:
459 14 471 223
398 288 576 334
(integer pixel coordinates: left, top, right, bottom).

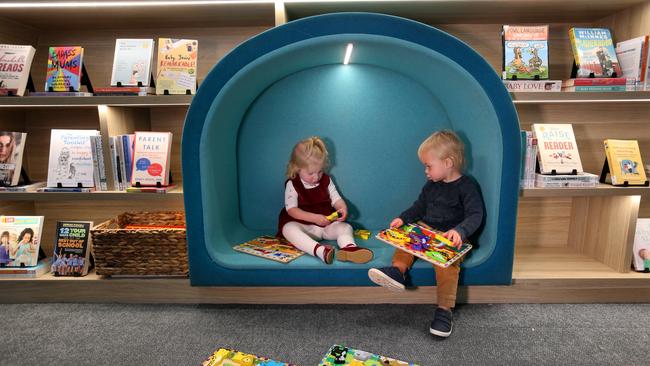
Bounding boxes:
314 215 332 227
390 218 404 228
443 229 463 249
336 207 348 222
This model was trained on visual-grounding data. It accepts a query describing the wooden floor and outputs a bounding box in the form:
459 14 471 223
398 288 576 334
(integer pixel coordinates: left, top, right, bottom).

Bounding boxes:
2 248 650 304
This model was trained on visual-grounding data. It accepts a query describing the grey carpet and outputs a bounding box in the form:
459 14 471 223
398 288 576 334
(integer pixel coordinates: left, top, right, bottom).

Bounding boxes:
1 303 648 365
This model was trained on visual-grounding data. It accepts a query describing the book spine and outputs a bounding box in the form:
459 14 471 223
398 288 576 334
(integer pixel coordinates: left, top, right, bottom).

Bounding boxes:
567 85 629 92
89 135 101 191
569 29 580 68
116 136 128 189
122 135 132 183
108 136 121 191
94 135 108 191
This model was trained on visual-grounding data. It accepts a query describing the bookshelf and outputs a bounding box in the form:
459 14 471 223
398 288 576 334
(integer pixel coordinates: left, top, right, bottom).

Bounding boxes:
1 0 650 303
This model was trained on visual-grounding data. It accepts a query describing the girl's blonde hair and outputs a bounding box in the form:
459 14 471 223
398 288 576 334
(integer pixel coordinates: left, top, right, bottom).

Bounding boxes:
286 136 330 179
417 130 465 170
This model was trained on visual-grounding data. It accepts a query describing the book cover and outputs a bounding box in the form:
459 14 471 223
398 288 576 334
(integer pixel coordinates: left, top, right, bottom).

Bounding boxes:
633 218 650 272
47 129 99 187
504 80 560 92
45 46 84 92
110 39 154 86
603 139 647 185
615 35 648 82
52 221 93 276
502 25 549 80
569 28 622 78
0 215 44 267
156 38 198 95
319 345 418 366
562 77 634 86
233 235 305 263
0 44 36 96
130 131 172 186
0 181 45 192
203 348 294 366
532 124 584 174
375 223 472 268
0 131 27 186
0 258 50 278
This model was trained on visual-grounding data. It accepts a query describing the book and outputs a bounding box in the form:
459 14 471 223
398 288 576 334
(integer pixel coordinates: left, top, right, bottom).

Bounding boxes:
110 39 154 87
0 131 27 186
0 44 36 96
233 235 305 263
122 134 135 183
202 348 294 366
94 86 154 96
0 215 44 267
603 139 647 185
47 129 99 187
569 28 622 78
502 25 549 80
131 131 172 186
156 38 198 95
532 124 583 174
562 77 634 86
0 258 50 278
45 46 84 92
375 222 472 268
504 80 561 92
319 345 418 366
108 136 123 191
126 183 177 193
615 36 649 85
90 135 107 191
632 218 650 272
52 221 93 276
0 181 45 192
37 187 95 192
534 172 599 188
561 85 633 92
28 91 93 97
520 131 537 189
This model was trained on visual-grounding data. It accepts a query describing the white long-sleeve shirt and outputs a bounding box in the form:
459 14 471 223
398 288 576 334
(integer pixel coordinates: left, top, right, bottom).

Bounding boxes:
285 178 342 211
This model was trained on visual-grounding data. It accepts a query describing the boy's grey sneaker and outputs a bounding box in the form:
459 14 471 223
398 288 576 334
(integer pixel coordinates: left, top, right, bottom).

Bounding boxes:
367 267 406 291
430 307 453 338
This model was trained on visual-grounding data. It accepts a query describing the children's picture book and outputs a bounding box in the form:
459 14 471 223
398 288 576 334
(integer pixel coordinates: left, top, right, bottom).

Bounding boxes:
52 221 93 276
47 129 99 187
0 258 50 278
0 44 36 96
569 28 622 78
376 222 472 268
45 46 84 92
319 345 418 366
202 347 294 366
532 123 583 174
0 215 44 267
156 38 198 95
233 235 304 263
633 218 650 272
502 25 549 80
0 131 27 186
110 39 154 87
130 131 172 186
603 139 647 186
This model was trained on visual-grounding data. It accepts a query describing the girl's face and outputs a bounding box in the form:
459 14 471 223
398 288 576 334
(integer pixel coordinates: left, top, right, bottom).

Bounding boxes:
21 233 32 243
298 162 324 185
1 236 8 245
420 150 452 182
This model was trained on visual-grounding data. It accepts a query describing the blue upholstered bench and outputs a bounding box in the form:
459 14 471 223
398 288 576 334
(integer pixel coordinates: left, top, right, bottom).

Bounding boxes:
182 13 520 286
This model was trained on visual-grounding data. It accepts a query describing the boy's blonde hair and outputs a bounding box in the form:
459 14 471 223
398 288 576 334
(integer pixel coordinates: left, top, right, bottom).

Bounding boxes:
418 130 465 170
286 136 330 179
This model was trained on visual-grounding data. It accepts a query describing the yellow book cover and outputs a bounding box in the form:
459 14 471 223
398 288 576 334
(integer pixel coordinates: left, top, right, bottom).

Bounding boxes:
155 38 198 95
604 139 647 185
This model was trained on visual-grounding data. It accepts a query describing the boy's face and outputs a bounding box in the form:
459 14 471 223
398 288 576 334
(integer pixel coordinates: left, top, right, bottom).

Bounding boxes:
420 150 452 182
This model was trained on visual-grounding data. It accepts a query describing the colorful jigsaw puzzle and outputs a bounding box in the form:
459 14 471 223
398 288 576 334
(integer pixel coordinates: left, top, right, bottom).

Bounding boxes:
319 345 418 366
233 235 305 263
202 348 294 366
376 222 472 268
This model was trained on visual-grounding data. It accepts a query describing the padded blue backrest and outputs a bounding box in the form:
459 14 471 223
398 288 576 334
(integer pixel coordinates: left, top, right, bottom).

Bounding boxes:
183 13 520 286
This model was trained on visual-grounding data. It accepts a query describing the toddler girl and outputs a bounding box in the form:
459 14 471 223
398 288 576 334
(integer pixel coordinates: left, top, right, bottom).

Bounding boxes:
277 137 373 264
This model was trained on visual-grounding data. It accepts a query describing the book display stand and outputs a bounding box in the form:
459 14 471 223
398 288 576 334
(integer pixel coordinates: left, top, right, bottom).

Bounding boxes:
600 158 650 187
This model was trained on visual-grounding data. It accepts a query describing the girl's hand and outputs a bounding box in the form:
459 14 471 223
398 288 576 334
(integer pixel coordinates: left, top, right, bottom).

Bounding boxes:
443 229 463 249
390 218 404 228
337 207 348 222
314 215 331 227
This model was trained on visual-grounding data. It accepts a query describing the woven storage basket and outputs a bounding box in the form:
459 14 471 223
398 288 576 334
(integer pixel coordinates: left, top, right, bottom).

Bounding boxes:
91 211 188 276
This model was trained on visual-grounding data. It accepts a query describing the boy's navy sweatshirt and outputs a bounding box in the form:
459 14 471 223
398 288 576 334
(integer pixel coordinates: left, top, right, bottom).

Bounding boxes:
399 175 484 241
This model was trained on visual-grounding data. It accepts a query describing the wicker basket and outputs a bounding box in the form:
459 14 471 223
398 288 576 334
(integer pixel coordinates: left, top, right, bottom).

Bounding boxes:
91 211 188 276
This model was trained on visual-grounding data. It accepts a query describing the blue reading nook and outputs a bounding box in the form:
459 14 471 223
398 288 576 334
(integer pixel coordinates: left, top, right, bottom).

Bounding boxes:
182 13 520 286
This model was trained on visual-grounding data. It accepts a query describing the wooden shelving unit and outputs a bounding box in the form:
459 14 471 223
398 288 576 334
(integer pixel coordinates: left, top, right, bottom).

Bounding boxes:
1 0 649 303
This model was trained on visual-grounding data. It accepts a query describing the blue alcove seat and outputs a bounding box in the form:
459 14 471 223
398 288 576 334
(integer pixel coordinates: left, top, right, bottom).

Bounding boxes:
182 13 520 286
